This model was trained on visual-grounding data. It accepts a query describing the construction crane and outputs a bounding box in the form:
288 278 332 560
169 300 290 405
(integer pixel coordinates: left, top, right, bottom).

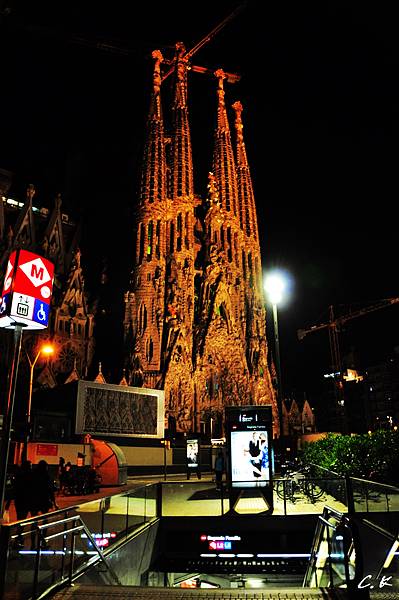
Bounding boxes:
298 297 399 372
160 2 246 84
297 298 399 430
9 3 246 84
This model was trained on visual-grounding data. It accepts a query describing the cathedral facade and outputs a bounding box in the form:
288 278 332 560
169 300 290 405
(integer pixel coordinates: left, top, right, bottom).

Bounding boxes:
123 45 278 437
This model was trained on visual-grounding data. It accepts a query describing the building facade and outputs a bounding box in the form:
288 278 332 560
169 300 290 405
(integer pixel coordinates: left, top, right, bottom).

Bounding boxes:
123 46 277 437
282 397 316 437
0 171 95 413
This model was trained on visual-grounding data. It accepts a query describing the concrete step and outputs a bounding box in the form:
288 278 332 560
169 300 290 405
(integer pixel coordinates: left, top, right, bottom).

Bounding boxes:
52 583 350 599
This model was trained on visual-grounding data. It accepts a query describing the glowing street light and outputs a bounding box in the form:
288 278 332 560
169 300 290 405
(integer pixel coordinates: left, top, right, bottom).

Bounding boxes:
264 271 290 439
23 343 55 460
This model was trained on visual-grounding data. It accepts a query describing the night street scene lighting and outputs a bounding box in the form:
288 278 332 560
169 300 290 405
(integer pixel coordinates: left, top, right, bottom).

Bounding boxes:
264 271 291 440
23 344 55 461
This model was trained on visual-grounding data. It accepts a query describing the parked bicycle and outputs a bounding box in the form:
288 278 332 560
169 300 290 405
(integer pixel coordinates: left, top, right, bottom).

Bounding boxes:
276 466 324 504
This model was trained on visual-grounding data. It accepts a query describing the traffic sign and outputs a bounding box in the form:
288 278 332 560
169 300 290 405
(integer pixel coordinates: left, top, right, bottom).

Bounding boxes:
0 250 54 330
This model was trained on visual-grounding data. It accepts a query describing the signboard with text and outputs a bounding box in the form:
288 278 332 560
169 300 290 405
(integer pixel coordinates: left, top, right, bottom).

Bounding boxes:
36 444 58 456
0 250 54 330
186 438 200 469
225 405 274 514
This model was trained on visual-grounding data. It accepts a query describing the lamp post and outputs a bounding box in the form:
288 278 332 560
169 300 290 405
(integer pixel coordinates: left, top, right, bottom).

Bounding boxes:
23 343 54 461
264 273 288 440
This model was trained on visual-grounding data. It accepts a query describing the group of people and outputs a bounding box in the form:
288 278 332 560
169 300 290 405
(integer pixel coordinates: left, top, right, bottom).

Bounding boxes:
5 459 58 522
57 457 101 495
4 459 58 547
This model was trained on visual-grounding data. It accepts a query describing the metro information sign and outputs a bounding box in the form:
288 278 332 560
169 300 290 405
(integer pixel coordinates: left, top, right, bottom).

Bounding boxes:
0 250 54 330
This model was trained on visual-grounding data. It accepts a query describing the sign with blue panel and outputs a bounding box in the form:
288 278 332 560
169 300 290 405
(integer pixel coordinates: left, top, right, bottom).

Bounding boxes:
0 250 54 330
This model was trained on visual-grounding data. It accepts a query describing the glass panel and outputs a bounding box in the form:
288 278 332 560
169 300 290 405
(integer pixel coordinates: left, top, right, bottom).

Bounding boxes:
143 483 158 521
76 484 159 549
76 498 104 540
161 482 229 516
352 478 399 518
2 485 160 600
273 478 347 515
102 494 130 545
126 488 146 532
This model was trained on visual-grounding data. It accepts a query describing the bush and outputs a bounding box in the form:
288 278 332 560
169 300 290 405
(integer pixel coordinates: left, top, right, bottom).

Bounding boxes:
300 430 399 485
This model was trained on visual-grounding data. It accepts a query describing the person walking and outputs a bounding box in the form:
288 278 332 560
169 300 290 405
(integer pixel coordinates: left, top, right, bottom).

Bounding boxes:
4 461 34 546
31 460 58 516
57 456 66 495
13 461 34 520
214 451 225 490
30 460 59 549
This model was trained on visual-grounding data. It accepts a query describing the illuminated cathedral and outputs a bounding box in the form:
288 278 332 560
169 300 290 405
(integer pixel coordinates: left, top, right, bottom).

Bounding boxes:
123 45 278 437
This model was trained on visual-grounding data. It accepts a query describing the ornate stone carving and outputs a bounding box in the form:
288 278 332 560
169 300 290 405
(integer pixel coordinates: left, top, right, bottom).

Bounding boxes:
123 48 278 436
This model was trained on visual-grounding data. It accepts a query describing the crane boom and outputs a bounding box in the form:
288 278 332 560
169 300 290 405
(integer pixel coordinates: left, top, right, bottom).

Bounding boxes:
161 2 247 83
298 297 399 341
184 2 247 62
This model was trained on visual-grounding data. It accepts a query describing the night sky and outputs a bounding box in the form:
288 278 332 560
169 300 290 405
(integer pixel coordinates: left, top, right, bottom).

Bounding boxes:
1 1 399 405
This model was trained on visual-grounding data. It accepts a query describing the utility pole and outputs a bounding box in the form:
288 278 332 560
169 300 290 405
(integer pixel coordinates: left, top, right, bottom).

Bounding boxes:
0 324 23 513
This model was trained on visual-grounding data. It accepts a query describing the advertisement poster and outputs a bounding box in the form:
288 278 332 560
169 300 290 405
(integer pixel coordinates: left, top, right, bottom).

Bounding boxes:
230 430 270 487
187 439 199 468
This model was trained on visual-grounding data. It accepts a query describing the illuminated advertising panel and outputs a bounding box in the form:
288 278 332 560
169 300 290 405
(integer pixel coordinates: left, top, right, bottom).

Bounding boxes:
187 438 199 469
225 406 273 514
230 429 270 487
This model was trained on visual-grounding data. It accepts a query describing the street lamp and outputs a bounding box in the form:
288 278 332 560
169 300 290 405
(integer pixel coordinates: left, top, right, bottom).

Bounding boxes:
264 272 289 440
23 343 54 460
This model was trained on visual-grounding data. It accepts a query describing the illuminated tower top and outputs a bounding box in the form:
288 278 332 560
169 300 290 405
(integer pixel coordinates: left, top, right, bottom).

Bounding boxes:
139 50 166 208
169 42 194 201
212 69 239 220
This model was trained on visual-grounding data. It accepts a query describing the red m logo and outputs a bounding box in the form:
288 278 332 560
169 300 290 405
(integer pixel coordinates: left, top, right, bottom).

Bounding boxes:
31 264 44 280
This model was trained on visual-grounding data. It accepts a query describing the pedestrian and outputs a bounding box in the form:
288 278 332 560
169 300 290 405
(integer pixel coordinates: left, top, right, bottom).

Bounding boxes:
29 460 59 549
14 461 34 520
214 451 225 490
5 461 34 546
57 456 66 495
31 460 58 516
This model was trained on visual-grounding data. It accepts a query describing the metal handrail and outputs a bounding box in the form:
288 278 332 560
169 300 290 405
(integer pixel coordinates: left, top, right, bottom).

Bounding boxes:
44 524 84 542
306 462 343 478
303 505 353 589
31 513 121 599
1 481 159 600
350 476 399 492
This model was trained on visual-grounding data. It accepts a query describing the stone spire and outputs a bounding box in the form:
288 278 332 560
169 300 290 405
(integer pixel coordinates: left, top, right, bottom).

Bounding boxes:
139 50 166 206
169 42 194 200
232 100 259 243
212 70 238 218
94 361 106 384
12 184 36 249
119 368 128 386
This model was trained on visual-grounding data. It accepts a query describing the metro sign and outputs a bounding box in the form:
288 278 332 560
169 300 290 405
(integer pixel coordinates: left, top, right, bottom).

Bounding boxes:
20 257 52 292
0 250 54 330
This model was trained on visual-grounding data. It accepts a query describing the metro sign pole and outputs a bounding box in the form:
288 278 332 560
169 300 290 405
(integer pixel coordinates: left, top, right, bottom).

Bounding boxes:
0 250 54 515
